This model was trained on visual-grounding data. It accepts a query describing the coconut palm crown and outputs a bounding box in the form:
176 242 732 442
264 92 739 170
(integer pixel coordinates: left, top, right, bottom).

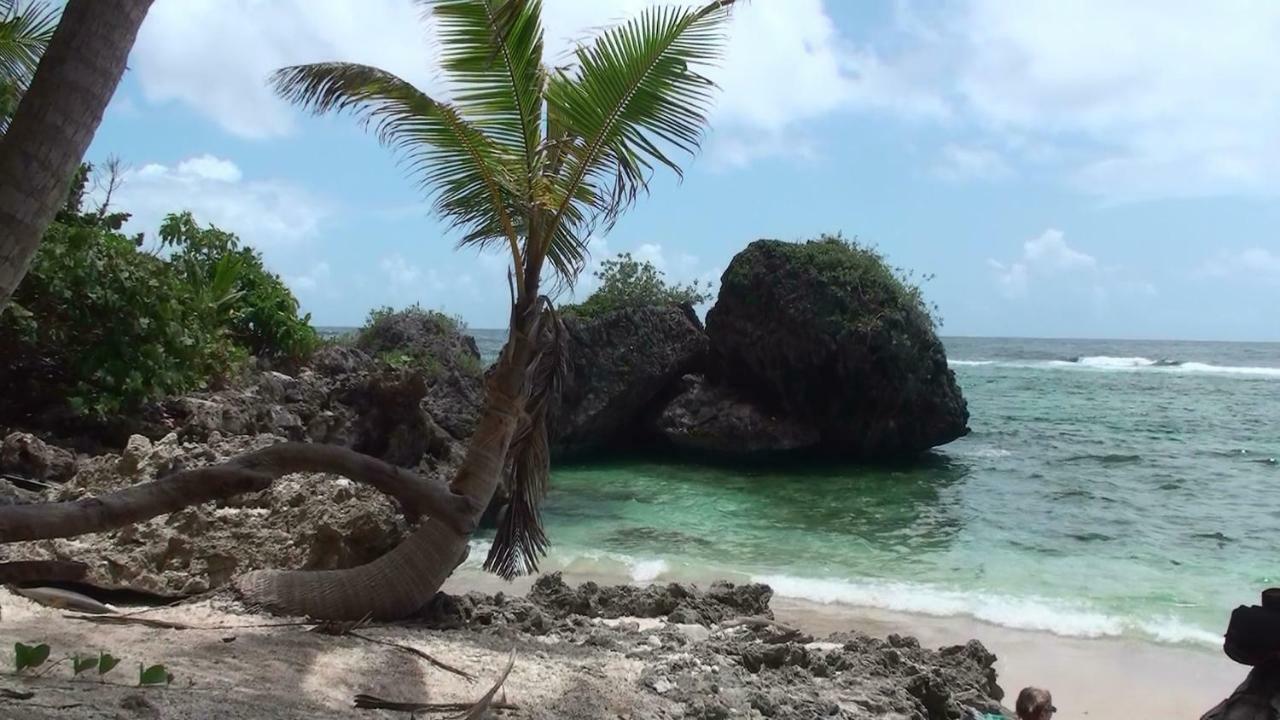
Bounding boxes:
271 0 737 582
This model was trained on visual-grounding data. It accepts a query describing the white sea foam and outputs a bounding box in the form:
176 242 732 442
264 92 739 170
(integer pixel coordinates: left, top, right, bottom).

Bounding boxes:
949 355 1280 378
752 574 1217 646
630 558 670 582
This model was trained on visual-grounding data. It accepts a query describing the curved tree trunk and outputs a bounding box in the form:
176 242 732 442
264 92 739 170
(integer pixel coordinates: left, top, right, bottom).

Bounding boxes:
0 0 154 312
233 303 539 619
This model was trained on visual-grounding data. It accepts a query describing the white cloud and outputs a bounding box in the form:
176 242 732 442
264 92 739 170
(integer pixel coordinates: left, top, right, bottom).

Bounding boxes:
933 144 1013 181
106 155 327 248
873 0 1280 199
987 228 1097 298
288 261 332 293
380 254 423 288
1199 248 1280 283
132 0 906 167
175 154 242 183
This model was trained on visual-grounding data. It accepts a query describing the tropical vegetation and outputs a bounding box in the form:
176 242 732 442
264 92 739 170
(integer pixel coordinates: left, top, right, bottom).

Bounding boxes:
0 0 57 131
0 164 316 419
564 252 712 318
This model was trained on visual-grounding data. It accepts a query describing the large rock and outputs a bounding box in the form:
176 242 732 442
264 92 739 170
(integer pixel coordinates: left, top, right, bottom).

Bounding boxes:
705 238 968 458
551 304 709 456
1 431 77 483
656 375 819 454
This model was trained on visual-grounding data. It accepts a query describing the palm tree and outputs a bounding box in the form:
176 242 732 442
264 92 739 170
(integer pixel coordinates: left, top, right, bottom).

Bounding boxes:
0 0 154 312
230 0 737 619
0 0 58 131
0 0 735 620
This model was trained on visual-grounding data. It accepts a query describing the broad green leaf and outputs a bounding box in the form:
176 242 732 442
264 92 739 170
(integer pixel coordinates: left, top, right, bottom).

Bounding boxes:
138 663 172 686
73 654 98 675
98 652 120 675
14 642 50 672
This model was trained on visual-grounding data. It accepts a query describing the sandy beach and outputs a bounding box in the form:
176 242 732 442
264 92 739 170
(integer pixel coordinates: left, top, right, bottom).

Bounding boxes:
0 570 1246 720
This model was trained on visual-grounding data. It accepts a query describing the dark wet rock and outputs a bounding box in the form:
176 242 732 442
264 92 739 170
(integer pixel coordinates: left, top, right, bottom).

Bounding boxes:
655 374 820 455
0 431 77 483
705 237 969 458
551 304 708 457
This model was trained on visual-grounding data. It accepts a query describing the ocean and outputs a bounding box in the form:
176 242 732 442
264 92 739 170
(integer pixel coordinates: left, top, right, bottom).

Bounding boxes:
459 331 1280 648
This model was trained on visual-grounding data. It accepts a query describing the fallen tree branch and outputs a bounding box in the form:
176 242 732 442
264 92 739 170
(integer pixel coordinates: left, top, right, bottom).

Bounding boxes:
0 560 87 584
352 696 518 713
0 442 478 543
348 631 474 680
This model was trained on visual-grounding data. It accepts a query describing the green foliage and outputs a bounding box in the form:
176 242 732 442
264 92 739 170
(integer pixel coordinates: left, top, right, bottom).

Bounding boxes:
728 233 939 333
97 652 120 676
72 655 97 676
563 252 711 319
0 164 315 417
0 0 57 133
13 642 50 673
138 663 172 686
160 212 318 365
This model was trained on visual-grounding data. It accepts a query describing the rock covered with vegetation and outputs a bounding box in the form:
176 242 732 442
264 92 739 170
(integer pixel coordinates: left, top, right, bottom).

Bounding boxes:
705 236 969 458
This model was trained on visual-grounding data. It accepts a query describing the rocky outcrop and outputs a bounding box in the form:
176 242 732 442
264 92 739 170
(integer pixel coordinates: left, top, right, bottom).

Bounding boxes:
656 375 820 454
704 238 969 458
418 574 1007 720
551 304 708 457
1 432 77 483
3 432 409 596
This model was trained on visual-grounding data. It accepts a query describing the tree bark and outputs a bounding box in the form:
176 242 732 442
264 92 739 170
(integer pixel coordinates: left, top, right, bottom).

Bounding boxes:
0 0 154 311
0 442 476 543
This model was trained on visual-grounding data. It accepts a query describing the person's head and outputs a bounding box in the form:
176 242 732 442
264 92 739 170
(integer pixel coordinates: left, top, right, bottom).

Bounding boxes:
1016 687 1055 720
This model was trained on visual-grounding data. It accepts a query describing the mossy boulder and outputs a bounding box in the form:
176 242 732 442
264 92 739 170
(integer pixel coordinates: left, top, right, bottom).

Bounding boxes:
705 236 968 458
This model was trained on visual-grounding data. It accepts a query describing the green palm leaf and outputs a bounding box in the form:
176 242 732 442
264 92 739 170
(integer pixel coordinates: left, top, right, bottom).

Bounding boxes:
544 0 735 243
271 62 523 265
427 0 545 182
0 0 58 132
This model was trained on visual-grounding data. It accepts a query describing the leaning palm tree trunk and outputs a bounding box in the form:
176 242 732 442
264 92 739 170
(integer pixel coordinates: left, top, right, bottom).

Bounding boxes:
0 0 154 312
234 307 540 618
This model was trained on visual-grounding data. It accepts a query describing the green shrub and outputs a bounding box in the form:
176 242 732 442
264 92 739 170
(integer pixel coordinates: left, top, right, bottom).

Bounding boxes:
159 212 318 366
725 233 939 332
562 253 712 319
0 165 316 417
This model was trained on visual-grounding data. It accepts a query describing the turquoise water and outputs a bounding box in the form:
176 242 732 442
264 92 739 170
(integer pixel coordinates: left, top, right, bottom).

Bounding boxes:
464 333 1280 647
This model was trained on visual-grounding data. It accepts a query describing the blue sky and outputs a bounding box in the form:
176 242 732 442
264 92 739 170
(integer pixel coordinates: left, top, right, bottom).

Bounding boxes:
86 0 1280 340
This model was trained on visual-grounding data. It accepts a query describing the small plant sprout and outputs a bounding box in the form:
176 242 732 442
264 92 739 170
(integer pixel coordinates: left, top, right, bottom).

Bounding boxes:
13 642 50 673
138 663 173 687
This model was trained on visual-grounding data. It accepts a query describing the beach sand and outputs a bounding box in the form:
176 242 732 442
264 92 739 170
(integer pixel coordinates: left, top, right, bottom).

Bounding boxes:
0 572 1246 720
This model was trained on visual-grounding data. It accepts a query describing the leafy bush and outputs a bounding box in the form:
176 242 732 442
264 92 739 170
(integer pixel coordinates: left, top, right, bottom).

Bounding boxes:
725 233 939 332
563 253 712 318
0 165 316 418
159 212 317 365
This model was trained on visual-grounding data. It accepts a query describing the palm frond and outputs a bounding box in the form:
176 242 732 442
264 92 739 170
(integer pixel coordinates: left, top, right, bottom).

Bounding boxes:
0 0 57 133
0 0 56 83
544 0 735 242
484 298 567 579
271 62 523 266
425 0 546 183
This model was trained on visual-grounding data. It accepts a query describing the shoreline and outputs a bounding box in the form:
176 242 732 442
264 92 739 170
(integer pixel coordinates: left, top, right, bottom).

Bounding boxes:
448 568 1244 719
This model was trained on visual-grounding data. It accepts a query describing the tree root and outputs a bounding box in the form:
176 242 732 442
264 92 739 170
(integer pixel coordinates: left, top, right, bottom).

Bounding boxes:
0 442 478 543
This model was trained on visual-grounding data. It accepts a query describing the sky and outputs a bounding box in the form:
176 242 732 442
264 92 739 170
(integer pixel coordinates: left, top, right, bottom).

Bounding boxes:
84 0 1280 340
